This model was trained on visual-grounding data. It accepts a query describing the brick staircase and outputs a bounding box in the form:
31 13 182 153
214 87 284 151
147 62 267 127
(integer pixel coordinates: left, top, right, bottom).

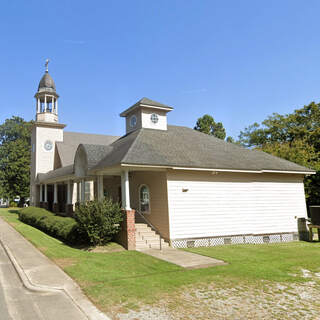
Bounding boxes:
135 214 169 250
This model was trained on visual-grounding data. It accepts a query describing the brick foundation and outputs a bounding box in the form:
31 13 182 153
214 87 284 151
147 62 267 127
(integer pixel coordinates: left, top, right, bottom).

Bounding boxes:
52 203 59 213
65 204 74 217
115 209 136 250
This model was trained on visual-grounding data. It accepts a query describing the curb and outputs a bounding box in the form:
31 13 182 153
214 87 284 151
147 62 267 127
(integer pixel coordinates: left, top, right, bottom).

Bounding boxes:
0 235 110 320
1 241 63 293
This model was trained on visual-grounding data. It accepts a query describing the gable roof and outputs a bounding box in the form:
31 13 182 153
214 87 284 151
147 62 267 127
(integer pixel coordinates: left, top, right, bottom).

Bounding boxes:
56 131 119 167
89 125 314 173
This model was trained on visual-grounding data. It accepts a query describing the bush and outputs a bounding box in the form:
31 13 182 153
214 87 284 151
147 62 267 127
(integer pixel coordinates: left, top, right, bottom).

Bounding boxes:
75 198 123 246
19 207 83 244
9 201 17 207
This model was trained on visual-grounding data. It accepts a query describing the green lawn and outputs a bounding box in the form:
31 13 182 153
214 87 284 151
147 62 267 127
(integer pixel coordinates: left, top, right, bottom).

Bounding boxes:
1 208 320 315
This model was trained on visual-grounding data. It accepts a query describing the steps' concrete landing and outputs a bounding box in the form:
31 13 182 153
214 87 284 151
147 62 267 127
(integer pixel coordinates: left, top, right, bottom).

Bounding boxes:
139 247 227 269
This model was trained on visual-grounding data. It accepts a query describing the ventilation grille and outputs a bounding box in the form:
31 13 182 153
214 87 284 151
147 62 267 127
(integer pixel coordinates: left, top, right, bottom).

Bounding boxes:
171 233 297 248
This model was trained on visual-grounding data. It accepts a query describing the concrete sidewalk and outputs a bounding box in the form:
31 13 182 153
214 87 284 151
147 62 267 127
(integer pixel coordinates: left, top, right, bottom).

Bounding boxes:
0 217 109 320
139 247 226 269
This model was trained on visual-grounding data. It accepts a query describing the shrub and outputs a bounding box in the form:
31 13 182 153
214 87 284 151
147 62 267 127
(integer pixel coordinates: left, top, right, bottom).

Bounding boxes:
9 201 17 207
75 198 123 246
19 206 83 244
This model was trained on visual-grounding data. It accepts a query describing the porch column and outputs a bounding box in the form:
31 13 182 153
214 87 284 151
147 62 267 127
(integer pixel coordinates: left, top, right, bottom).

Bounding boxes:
44 184 48 202
97 175 104 201
83 179 86 202
53 183 59 213
53 183 58 203
76 181 80 203
43 184 48 210
66 180 74 216
67 181 72 204
39 184 43 202
89 181 94 200
121 170 131 210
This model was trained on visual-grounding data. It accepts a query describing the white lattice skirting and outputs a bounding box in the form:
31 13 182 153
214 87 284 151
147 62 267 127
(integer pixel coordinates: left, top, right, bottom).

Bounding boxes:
171 233 299 248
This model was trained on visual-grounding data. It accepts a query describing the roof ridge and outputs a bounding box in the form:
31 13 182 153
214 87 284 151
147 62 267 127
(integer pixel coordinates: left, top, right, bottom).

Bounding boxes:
64 130 120 138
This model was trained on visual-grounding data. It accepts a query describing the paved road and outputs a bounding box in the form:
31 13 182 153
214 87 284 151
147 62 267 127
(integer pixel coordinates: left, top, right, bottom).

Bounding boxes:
0 275 11 320
0 216 108 320
0 242 85 320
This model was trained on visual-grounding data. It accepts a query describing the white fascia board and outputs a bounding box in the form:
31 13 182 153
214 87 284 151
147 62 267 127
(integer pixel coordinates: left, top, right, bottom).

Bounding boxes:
139 104 173 111
261 169 316 175
120 163 168 171
121 164 315 175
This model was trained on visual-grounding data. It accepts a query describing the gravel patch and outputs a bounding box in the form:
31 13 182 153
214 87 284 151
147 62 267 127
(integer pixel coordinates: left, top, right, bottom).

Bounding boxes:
115 270 320 320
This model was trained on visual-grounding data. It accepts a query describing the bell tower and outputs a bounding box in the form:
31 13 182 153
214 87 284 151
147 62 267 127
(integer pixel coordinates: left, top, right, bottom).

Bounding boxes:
30 60 66 206
35 59 59 123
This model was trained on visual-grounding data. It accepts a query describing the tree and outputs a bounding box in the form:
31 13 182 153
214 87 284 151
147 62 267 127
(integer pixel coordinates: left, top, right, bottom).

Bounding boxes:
194 114 226 139
0 117 32 205
238 102 320 204
226 136 235 143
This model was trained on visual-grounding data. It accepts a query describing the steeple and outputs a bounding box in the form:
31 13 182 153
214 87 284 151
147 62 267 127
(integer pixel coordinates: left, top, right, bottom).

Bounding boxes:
35 59 59 123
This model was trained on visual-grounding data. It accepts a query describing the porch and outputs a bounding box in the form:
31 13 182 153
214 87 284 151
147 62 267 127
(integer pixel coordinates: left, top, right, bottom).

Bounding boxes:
37 169 170 250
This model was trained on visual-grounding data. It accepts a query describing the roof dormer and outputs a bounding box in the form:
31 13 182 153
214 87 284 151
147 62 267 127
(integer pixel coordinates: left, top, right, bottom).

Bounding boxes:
120 97 173 134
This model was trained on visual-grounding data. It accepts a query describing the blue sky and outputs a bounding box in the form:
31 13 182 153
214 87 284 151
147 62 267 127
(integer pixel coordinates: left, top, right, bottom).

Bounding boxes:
1 0 320 139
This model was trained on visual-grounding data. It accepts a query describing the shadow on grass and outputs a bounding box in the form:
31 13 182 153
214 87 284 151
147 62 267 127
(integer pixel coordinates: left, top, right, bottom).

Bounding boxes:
8 209 20 215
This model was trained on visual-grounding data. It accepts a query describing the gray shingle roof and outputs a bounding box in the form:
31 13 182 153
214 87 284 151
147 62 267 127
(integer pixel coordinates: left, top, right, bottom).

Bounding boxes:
91 125 314 173
80 144 113 170
38 72 56 91
56 131 119 167
138 97 173 109
120 97 173 117
38 164 74 183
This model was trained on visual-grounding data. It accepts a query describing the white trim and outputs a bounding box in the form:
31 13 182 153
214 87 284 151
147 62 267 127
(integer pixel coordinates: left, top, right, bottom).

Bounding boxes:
121 170 131 210
121 163 315 175
120 104 173 117
53 183 58 204
261 170 316 175
172 167 261 173
139 184 151 215
140 104 173 111
121 164 171 169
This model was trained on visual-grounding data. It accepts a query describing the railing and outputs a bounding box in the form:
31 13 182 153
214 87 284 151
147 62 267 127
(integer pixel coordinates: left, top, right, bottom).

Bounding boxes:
135 209 163 251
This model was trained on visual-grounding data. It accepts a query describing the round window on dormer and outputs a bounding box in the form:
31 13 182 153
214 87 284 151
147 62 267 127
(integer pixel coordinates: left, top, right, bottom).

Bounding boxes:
150 113 159 124
130 115 137 128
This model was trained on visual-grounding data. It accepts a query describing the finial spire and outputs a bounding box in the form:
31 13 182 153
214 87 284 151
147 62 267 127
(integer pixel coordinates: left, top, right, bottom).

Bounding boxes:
45 59 50 73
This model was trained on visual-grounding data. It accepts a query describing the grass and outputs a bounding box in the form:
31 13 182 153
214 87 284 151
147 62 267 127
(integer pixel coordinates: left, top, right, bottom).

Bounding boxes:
1 208 320 315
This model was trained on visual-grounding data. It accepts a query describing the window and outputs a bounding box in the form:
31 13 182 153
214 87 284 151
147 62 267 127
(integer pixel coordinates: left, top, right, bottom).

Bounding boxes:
130 115 137 127
139 185 150 214
150 113 159 124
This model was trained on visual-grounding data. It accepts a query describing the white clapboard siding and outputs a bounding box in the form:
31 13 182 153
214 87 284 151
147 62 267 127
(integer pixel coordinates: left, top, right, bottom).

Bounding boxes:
167 171 307 239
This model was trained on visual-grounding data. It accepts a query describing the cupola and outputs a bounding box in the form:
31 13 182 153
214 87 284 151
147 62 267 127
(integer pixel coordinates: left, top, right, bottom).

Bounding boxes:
120 97 173 134
35 59 59 123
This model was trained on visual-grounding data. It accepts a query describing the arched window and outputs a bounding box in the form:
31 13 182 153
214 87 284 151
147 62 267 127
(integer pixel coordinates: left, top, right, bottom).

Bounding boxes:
139 185 150 214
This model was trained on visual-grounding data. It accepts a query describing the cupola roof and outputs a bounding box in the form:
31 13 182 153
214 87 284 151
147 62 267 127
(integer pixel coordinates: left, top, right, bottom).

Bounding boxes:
38 71 56 92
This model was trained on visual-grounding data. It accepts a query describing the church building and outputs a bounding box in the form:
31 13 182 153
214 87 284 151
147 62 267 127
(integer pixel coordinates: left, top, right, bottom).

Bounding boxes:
30 63 315 250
